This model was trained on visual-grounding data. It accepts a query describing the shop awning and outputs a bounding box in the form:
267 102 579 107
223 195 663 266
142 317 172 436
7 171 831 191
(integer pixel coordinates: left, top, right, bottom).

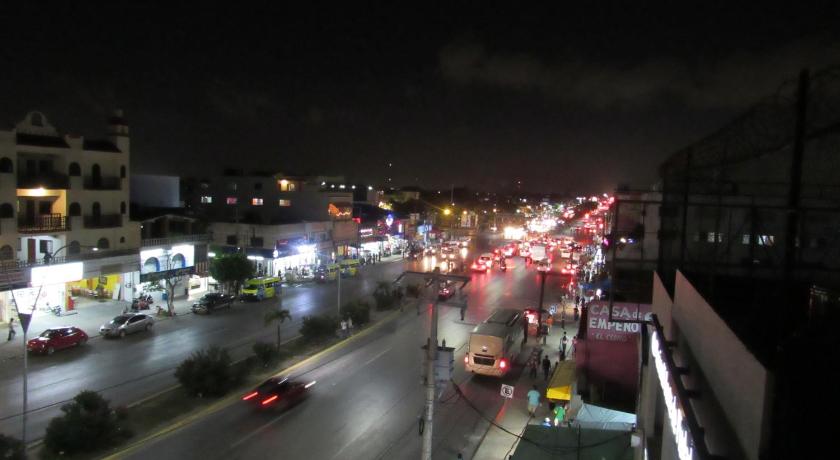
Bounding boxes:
546 359 576 401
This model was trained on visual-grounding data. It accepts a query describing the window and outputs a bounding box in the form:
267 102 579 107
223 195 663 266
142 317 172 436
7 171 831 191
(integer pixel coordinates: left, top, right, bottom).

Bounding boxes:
226 197 238 205
200 196 213 204
120 236 125 243
250 237 263 247
0 158 12 173
251 198 264 206
171 254 186 268
92 202 101 217
226 235 238 245
706 232 723 243
0 245 13 260
758 235 775 246
227 182 238 191
97 237 110 249
742 234 751 245
0 203 13 218
120 201 126 215
278 199 291 207
254 183 263 191
39 240 52 254
278 179 297 192
69 202 81 216
120 165 126 178
68 162 81 176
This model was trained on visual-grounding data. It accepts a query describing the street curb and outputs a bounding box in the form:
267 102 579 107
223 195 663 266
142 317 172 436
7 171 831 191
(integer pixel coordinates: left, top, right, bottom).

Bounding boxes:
98 308 403 460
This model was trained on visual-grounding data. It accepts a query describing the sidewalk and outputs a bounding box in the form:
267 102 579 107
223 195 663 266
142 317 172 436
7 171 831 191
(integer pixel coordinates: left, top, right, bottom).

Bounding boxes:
472 301 582 459
0 293 203 362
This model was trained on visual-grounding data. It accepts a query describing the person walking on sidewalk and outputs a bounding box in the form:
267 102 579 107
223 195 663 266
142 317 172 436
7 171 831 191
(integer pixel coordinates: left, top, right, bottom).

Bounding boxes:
553 402 566 427
560 331 568 355
529 358 538 379
571 335 578 358
347 317 354 335
542 355 551 381
526 385 540 417
340 319 348 338
7 318 15 341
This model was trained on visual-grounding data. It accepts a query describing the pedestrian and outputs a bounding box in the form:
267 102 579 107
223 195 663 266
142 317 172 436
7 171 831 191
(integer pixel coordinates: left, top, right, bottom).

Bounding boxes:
542 355 551 381
553 402 566 427
347 317 354 334
571 335 578 358
573 306 579 321
340 319 348 338
526 385 540 417
529 358 538 379
459 302 466 321
560 348 566 361
561 331 568 353
7 317 15 341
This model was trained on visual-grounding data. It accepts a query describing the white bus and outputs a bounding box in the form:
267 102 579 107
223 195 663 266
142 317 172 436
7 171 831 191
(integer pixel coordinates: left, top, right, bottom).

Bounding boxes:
465 308 525 377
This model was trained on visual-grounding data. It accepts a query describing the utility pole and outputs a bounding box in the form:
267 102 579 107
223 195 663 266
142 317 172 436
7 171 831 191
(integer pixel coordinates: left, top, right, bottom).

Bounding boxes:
394 268 469 460
337 266 341 317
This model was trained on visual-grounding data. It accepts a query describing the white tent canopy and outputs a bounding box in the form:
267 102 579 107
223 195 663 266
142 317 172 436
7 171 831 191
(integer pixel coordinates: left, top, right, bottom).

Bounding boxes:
571 403 636 431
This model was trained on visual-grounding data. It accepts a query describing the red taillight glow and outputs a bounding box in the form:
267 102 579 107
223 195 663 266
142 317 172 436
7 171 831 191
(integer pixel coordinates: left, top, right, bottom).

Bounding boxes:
261 395 279 406
499 359 507 369
242 391 258 401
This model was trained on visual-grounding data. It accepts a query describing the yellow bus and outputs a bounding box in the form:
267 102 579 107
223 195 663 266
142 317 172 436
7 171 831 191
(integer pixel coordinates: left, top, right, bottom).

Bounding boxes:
241 277 281 301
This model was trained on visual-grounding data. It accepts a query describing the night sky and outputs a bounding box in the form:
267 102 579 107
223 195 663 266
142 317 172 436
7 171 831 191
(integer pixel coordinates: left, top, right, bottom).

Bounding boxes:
2 3 838 194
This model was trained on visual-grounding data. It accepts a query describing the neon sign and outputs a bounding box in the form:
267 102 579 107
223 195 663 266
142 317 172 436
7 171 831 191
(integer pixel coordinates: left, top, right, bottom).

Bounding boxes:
651 332 696 460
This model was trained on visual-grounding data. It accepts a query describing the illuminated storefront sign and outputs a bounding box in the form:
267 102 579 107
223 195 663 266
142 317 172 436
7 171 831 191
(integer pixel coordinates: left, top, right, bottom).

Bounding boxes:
359 228 374 238
31 262 84 286
651 332 695 460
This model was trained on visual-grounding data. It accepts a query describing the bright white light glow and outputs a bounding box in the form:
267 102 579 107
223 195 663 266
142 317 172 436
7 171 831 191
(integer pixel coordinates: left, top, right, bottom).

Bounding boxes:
31 262 83 286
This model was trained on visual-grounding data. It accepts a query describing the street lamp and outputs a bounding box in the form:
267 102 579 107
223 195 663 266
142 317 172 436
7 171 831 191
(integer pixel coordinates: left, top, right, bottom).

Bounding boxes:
43 243 98 265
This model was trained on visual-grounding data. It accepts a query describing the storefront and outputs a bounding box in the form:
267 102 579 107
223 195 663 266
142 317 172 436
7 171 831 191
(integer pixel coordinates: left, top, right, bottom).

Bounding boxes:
137 244 197 302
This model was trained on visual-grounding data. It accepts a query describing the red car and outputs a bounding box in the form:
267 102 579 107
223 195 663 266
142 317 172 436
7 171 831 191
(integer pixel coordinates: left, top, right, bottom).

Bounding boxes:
242 376 314 410
27 327 88 355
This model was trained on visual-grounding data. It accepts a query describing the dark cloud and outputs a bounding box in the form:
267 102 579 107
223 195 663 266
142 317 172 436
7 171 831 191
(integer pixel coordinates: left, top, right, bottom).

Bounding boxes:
439 36 840 110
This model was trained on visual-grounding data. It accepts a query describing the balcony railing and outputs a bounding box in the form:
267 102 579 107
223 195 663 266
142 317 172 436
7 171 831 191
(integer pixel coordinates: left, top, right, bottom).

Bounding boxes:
84 214 122 228
1 247 140 272
141 234 210 248
18 214 69 233
18 172 70 189
83 176 122 190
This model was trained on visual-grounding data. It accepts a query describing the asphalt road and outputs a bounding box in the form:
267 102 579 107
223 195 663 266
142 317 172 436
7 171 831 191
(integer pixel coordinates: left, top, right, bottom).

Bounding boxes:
0 259 408 441
119 245 573 459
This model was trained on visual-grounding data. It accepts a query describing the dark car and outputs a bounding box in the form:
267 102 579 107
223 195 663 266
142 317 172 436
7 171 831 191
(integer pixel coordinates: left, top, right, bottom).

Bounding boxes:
438 280 456 300
27 327 88 355
242 376 314 410
191 292 234 314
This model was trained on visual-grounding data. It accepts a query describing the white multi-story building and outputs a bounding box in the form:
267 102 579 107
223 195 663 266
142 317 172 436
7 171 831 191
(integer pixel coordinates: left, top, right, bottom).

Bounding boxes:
0 110 140 322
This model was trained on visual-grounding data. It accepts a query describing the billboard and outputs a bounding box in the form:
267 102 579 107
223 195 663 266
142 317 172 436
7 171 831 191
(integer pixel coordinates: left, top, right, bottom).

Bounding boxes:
140 245 195 275
586 301 652 342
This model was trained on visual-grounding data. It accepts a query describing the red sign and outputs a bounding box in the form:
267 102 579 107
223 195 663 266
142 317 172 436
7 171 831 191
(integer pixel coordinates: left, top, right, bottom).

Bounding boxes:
586 301 651 342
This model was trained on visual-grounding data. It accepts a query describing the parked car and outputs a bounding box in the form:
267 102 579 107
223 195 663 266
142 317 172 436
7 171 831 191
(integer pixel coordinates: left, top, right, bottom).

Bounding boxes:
537 260 552 272
438 280 456 300
242 376 314 410
27 327 88 355
99 313 154 338
191 292 235 314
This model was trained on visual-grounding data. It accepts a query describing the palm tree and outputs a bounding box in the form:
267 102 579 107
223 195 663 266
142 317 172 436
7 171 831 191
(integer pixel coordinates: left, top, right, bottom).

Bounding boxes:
264 303 292 351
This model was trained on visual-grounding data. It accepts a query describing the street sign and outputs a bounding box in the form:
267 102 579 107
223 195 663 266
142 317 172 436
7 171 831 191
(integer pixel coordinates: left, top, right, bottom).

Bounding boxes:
500 384 514 399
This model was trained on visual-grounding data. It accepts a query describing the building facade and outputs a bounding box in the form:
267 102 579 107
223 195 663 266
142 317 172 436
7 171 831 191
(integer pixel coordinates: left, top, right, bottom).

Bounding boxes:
0 110 141 322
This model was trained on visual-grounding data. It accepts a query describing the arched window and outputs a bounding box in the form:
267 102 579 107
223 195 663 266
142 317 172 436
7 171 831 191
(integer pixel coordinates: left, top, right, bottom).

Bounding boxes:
0 245 13 260
120 201 126 214
0 203 13 218
120 165 126 178
119 236 125 243
92 202 101 218
0 158 12 173
143 257 160 273
91 164 101 187
171 253 186 269
69 202 81 216
68 162 81 176
97 237 110 250
68 241 81 255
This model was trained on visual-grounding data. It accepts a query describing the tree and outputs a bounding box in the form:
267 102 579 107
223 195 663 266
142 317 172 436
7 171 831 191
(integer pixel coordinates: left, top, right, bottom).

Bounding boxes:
264 303 291 351
209 253 254 295
43 391 131 456
174 347 234 397
0 433 24 460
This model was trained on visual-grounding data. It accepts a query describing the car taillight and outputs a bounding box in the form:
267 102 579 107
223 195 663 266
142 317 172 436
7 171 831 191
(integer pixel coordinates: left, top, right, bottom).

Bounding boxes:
464 355 469 364
242 391 259 401
261 395 279 406
499 359 507 369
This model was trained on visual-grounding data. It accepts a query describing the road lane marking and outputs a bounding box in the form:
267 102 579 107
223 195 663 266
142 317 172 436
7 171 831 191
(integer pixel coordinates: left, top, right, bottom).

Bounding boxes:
361 348 390 368
228 412 289 449
102 308 404 460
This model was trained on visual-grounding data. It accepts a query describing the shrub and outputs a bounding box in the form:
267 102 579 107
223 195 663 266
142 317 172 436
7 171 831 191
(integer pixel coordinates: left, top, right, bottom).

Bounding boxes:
252 341 279 367
0 434 24 460
342 300 371 326
43 391 132 456
174 347 234 397
405 284 422 298
300 315 337 342
373 281 399 311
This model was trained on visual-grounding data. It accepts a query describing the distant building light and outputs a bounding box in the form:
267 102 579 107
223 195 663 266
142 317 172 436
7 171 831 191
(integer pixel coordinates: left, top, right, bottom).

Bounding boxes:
368 186 373 191
339 184 346 189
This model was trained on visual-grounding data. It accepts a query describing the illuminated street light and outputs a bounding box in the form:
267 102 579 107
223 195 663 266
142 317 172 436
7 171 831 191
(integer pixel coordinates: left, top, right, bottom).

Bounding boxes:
443 208 451 216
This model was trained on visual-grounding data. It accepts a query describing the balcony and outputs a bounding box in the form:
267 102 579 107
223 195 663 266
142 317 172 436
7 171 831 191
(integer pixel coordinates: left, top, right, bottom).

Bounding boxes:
83 176 122 190
17 172 70 189
141 234 210 248
18 214 69 233
84 214 122 229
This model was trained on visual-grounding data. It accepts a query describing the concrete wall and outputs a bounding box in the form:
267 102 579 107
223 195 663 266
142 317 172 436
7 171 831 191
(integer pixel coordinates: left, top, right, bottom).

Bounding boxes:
672 271 770 460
